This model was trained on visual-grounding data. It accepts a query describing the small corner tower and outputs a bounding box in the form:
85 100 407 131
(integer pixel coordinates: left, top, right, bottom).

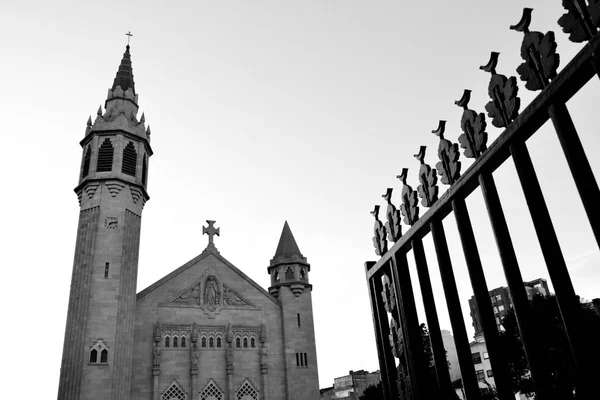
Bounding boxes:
58 44 152 400
268 221 320 399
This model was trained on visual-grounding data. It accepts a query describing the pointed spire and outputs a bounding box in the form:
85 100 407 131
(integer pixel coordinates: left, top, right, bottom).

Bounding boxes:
274 221 303 260
86 116 92 127
140 112 145 124
97 105 102 116
111 45 135 94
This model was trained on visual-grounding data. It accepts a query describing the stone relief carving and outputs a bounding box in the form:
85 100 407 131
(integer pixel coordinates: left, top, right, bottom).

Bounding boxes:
153 342 161 367
190 341 199 369
204 275 220 311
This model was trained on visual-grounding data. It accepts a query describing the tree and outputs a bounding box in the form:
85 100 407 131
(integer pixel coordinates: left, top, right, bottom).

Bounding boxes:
358 382 382 400
498 295 600 399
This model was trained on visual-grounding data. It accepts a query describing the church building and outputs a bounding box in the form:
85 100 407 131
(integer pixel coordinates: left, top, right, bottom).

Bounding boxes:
58 44 320 400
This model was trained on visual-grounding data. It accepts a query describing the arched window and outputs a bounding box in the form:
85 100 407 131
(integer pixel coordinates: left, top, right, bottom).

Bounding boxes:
243 337 248 348
250 337 255 348
285 267 295 280
82 146 91 177
181 336 186 348
201 337 206 348
216 337 222 348
96 138 114 172
273 270 280 282
90 349 98 363
165 336 170 348
173 336 178 347
122 141 137 176
236 337 241 348
100 349 108 363
300 268 307 280
209 337 214 348
141 154 148 185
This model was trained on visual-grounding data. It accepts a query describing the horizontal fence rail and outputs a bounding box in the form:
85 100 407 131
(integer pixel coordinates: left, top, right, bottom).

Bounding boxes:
366 3 600 400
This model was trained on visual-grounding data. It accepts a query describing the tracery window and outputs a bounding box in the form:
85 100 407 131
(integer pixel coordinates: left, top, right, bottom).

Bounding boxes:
165 336 171 348
181 336 186 348
162 380 186 400
209 337 214 348
243 337 248 348
201 337 207 348
173 336 179 348
236 337 241 348
201 380 223 400
285 267 295 280
216 336 222 348
250 337 256 348
89 339 109 364
236 379 258 400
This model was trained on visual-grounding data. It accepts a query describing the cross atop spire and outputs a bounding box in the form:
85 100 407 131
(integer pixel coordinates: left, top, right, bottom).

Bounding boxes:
126 31 133 45
203 220 220 247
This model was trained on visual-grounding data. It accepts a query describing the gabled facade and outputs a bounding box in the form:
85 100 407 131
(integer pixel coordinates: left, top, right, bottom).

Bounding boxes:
58 45 320 400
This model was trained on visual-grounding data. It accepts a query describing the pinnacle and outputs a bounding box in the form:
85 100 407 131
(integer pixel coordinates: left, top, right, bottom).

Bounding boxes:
111 45 135 94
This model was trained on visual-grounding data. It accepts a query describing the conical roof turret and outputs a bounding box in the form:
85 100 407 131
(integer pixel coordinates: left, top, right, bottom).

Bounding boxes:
270 221 308 266
111 45 135 95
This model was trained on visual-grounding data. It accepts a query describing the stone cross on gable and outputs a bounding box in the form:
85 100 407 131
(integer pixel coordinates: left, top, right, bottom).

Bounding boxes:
203 220 220 246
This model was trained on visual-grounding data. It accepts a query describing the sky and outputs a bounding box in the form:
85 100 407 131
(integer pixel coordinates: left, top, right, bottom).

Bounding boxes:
1 0 599 396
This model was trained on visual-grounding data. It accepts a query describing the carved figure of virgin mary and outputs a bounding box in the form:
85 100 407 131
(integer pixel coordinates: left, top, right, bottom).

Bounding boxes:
204 276 220 311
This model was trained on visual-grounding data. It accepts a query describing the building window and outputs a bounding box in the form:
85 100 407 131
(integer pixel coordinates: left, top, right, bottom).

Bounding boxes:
209 337 214 348
250 337 255 348
162 381 186 400
491 296 496 303
141 155 148 186
121 141 137 176
181 336 186 348
90 349 98 363
487 370 494 377
496 295 502 301
82 146 92 177
296 352 308 368
236 337 241 348
297 313 301 327
498 305 505 312
472 352 482 364
165 336 170 348
201 337 206 348
493 306 498 314
285 267 295 280
173 336 178 348
236 379 258 400
300 268 306 280
296 353 300 367
476 370 485 382
100 349 108 363
243 337 248 348
216 337 222 348
104 262 109 279
96 138 114 172
201 380 223 400
483 352 489 359
304 353 308 366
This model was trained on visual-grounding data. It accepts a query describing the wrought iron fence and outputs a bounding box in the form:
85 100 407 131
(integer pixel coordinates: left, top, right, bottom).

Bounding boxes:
365 3 600 400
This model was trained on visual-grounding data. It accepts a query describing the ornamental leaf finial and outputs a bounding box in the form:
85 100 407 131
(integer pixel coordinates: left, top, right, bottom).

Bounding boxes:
480 52 500 74
510 8 533 33
382 189 402 243
432 120 447 139
454 89 471 110
371 205 388 256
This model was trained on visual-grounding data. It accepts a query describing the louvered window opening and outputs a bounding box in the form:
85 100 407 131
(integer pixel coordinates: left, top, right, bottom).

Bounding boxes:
142 155 148 185
96 138 114 172
122 141 137 176
82 147 91 177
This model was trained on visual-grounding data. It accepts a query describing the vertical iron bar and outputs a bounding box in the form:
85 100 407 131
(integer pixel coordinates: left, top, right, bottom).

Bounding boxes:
366 262 398 400
411 238 454 399
451 198 513 400
391 251 432 399
510 141 597 399
547 103 600 248
430 219 481 400
478 172 555 400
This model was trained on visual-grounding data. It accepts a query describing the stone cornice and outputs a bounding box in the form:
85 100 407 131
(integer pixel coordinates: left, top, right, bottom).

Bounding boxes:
74 177 150 202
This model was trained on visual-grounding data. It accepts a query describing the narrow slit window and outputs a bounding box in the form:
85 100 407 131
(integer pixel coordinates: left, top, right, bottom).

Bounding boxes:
181 336 186 347
165 336 170 348
304 353 307 367
201 337 206 348
96 138 114 172
209 337 214 348
243 338 248 348
90 349 98 363
141 155 148 186
236 337 241 348
173 336 178 347
104 263 109 279
296 353 300 367
216 337 222 348
250 337 255 348
297 313 301 327
121 141 137 176
100 349 108 363
82 146 91 177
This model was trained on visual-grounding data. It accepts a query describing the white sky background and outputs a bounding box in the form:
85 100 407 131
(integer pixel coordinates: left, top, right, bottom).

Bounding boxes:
1 0 599 395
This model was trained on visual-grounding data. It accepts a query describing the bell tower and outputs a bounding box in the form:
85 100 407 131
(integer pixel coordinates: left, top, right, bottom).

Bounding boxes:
58 44 152 400
268 221 320 399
